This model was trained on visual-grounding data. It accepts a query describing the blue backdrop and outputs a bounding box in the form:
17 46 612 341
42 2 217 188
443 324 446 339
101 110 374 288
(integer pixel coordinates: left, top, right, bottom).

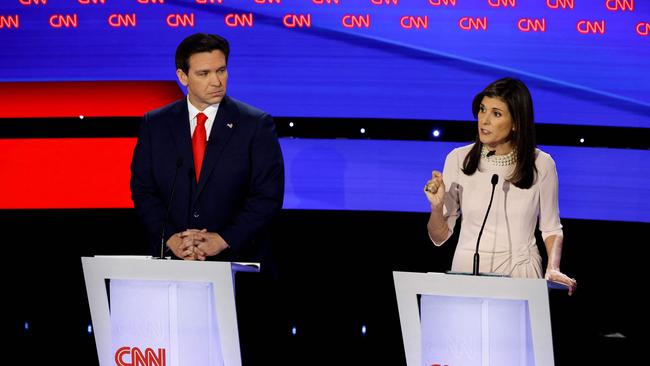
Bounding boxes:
2 0 648 222
2 0 648 127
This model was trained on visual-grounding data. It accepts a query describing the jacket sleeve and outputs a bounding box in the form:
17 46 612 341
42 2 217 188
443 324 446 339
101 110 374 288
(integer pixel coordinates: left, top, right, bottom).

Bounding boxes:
218 113 284 256
130 114 171 256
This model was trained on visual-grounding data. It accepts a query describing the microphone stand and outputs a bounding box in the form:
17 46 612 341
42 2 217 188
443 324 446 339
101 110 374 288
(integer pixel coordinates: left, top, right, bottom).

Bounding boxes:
159 158 183 259
473 174 499 275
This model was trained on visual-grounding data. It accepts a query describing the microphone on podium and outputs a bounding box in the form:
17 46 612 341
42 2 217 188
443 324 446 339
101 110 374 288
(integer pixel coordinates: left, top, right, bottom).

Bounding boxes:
473 174 499 275
158 157 183 259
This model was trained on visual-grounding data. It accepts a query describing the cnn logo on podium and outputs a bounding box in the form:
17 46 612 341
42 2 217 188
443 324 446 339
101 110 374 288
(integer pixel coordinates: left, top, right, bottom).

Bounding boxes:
115 346 166 366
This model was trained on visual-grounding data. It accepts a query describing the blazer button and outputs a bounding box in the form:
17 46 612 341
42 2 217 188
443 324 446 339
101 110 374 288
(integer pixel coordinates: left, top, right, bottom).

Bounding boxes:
193 212 199 218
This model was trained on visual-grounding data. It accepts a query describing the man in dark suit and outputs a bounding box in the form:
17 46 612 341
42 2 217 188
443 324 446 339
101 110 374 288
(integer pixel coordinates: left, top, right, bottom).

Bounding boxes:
130 33 284 272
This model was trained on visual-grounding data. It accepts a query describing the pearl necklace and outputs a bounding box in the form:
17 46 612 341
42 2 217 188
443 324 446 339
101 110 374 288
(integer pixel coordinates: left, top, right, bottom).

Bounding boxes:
481 145 517 166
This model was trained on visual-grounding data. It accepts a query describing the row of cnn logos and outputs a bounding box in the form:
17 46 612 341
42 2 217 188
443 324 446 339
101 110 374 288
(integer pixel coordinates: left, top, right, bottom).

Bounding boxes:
1 13 649 35
10 0 640 12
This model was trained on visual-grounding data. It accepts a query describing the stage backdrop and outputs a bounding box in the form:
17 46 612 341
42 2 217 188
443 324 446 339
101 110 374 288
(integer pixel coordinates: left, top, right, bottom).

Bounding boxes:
1 0 648 223
1 0 648 127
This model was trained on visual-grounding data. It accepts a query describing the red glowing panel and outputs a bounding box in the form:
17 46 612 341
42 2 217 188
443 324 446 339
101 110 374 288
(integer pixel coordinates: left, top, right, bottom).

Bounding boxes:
0 81 183 118
0 138 137 209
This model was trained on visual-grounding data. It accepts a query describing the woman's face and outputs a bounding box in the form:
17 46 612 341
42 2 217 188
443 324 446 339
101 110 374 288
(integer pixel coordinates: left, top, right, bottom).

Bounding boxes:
477 96 514 153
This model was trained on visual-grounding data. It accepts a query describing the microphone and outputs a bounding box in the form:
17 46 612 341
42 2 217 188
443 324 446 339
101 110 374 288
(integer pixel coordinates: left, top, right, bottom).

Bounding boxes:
187 167 196 223
473 174 499 275
158 157 183 259
486 150 496 157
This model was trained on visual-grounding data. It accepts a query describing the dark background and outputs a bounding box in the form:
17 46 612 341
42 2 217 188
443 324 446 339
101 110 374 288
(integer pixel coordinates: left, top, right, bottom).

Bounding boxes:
3 207 642 365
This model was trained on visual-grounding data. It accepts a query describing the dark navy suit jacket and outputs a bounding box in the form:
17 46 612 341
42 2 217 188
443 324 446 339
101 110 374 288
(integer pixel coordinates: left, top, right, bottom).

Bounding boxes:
130 96 284 270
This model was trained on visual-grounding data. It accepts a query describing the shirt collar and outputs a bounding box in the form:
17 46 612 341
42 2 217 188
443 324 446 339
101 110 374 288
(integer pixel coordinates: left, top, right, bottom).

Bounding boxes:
187 97 220 122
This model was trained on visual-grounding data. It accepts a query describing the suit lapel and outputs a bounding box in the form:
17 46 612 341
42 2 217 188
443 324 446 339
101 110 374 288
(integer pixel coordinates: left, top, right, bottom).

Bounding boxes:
166 100 194 177
193 96 237 203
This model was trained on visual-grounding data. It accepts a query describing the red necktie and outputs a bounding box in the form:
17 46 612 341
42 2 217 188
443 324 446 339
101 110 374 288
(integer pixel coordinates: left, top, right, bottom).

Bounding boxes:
192 112 207 182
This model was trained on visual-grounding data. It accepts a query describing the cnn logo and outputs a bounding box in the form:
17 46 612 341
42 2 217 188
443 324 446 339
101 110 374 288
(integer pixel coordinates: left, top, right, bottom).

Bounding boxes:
115 346 166 366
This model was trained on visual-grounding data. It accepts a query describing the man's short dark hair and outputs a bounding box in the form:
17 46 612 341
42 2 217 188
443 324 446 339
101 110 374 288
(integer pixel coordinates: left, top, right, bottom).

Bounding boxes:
175 33 230 74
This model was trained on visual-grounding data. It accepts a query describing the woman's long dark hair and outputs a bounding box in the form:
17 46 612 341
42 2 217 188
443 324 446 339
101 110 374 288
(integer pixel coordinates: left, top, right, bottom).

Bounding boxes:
462 77 537 189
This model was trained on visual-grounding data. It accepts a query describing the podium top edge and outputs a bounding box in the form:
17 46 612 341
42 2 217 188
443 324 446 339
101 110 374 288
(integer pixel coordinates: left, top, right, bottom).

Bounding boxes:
82 256 260 272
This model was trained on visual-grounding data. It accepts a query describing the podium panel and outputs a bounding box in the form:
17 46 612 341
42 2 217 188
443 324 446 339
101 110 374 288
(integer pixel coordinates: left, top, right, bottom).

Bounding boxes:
110 280 223 366
82 256 250 366
394 272 554 366
420 295 534 366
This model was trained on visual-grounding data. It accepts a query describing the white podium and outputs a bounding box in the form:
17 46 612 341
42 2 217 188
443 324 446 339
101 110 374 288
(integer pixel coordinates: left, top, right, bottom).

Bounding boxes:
82 256 257 366
393 272 555 366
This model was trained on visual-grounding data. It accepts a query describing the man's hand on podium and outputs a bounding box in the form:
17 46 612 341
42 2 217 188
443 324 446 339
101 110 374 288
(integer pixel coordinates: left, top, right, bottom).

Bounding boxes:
191 230 229 260
167 230 198 260
166 229 229 261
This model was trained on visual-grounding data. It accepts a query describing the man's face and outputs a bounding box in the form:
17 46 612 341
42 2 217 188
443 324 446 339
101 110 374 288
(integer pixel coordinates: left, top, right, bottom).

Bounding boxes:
176 50 228 110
